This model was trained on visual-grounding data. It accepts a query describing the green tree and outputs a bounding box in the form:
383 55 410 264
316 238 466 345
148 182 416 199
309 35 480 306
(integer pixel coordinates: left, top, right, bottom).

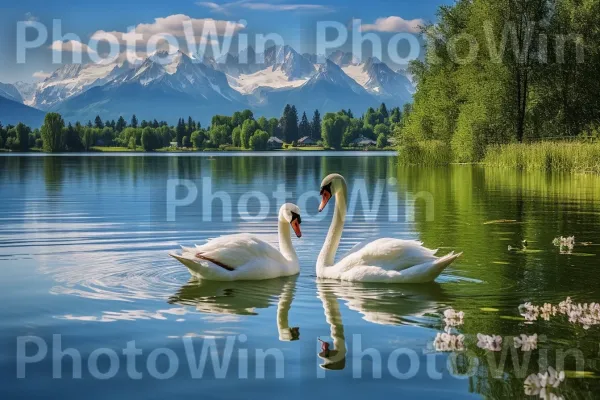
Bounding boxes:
141 127 159 151
378 103 389 120
322 113 348 149
41 113 65 152
299 112 311 139
16 123 31 151
64 122 83 151
82 127 95 151
374 123 390 138
130 115 138 129
231 126 242 147
310 110 321 140
280 104 299 143
209 125 229 146
176 118 186 146
116 116 127 132
241 119 258 149
191 129 206 149
94 115 104 129
182 136 190 148
376 134 387 148
249 130 269 150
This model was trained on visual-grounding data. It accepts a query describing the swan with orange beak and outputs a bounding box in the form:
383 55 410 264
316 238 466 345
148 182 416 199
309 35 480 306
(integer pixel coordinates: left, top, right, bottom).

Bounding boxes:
316 174 462 283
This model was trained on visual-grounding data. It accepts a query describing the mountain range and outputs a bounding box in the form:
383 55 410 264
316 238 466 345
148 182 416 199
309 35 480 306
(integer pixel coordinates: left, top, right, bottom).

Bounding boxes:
0 46 414 127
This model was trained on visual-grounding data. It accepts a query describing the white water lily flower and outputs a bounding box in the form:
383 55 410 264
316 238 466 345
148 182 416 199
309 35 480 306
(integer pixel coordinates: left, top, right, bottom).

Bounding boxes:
519 297 600 329
443 308 465 327
476 333 503 351
433 332 465 352
523 367 565 399
514 333 538 351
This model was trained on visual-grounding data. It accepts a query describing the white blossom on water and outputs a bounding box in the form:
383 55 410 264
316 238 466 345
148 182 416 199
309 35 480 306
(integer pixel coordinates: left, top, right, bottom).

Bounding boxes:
433 332 465 352
524 366 565 399
443 308 465 327
514 333 538 351
519 297 600 329
476 333 503 351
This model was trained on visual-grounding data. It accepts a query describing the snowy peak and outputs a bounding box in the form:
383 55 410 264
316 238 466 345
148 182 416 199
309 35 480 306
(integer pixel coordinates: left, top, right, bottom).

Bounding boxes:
114 50 239 102
341 57 414 101
31 62 130 109
264 45 315 80
306 60 367 94
0 82 23 103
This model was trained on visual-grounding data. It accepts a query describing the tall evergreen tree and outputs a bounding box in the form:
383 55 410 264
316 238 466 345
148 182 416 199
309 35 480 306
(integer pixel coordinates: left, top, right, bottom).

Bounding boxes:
116 116 127 132
299 112 311 139
378 103 389 120
176 118 186 146
94 115 104 129
130 114 138 129
281 105 299 143
311 109 322 140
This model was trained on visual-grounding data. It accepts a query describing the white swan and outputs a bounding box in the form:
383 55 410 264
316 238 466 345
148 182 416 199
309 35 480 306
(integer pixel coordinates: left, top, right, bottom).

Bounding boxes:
170 203 302 281
316 174 461 283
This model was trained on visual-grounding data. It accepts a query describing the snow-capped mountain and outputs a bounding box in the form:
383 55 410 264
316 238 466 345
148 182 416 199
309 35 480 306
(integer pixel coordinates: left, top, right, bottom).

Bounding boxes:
0 82 23 103
4 46 414 125
56 50 244 123
29 62 132 110
341 57 414 103
221 46 316 95
258 59 376 117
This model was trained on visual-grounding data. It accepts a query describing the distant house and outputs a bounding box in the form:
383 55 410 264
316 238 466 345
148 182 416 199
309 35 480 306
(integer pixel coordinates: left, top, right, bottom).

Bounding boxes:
267 136 284 150
352 136 377 147
169 141 179 148
298 136 317 146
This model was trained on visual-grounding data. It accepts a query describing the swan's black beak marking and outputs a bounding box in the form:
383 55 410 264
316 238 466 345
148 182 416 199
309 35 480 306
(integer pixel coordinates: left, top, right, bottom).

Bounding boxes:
291 212 302 238
319 184 332 212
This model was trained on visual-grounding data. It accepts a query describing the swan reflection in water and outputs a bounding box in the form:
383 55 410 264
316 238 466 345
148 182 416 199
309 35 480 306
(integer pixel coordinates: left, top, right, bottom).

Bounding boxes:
317 281 448 371
168 275 299 341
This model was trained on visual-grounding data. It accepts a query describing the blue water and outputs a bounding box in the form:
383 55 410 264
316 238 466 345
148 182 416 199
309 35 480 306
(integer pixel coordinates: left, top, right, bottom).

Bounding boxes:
1 154 599 399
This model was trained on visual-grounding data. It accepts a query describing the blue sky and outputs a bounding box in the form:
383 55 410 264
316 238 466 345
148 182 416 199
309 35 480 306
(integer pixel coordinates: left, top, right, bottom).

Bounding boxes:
0 0 452 83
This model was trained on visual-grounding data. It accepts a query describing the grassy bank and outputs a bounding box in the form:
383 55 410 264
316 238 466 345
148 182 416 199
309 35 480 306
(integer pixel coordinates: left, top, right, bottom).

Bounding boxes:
399 140 600 174
484 142 600 174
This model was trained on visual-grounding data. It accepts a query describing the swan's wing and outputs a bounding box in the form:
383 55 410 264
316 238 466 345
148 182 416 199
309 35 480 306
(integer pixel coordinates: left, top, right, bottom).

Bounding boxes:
337 238 439 272
193 233 288 270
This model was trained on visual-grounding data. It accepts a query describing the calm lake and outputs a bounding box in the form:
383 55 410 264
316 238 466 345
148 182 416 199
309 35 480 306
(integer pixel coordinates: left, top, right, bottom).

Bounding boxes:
1 153 599 399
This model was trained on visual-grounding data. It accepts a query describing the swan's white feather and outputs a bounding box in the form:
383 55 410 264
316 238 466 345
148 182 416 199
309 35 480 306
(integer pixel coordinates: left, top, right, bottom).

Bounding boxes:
171 233 298 281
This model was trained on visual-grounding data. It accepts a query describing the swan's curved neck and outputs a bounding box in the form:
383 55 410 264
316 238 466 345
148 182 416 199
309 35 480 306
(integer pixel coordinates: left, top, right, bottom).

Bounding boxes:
277 280 295 341
317 179 347 272
278 219 298 264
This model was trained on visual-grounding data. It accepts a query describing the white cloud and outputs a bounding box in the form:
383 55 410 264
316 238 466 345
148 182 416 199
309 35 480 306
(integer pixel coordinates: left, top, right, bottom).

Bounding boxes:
91 14 245 45
197 1 331 13
197 2 229 13
32 70 51 80
360 16 424 33
240 3 331 11
49 40 98 55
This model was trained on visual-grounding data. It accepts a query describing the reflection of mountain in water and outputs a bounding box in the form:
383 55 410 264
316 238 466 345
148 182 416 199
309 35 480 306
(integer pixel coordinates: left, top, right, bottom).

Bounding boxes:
169 276 299 341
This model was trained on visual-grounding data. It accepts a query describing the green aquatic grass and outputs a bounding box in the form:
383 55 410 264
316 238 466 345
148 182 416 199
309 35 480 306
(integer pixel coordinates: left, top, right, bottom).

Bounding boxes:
484 142 600 174
398 140 453 165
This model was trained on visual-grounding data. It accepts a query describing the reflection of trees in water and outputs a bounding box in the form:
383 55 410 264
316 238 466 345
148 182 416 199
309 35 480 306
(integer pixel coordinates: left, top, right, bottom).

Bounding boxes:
43 156 64 190
396 164 600 397
446 337 598 399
